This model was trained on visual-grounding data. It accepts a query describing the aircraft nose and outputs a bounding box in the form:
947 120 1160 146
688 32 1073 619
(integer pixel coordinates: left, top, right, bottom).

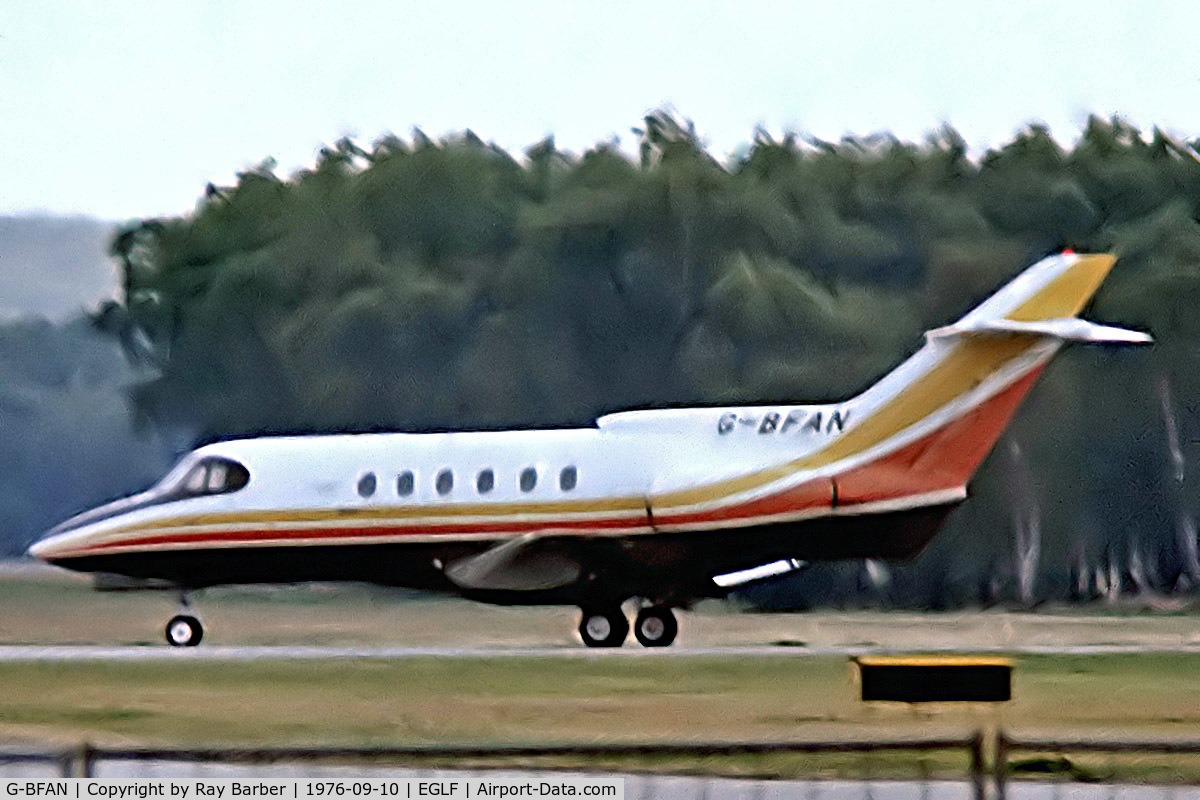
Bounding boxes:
28 533 64 561
27 526 88 562
28 493 151 562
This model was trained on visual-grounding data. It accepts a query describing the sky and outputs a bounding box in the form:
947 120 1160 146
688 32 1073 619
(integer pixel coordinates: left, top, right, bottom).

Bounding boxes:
2 0 1200 220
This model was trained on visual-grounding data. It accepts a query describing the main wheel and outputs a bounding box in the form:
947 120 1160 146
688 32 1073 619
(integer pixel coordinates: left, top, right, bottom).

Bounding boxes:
165 614 203 647
578 607 629 648
634 606 678 647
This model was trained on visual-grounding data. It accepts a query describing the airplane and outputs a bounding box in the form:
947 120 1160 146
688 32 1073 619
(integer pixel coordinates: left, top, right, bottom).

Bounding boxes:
28 252 1151 648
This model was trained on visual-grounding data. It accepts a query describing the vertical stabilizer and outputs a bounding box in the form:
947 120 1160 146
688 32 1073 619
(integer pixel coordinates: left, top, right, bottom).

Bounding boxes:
829 252 1147 499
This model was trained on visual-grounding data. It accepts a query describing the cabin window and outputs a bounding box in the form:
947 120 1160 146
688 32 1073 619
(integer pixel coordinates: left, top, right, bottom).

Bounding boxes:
519 467 537 493
357 472 377 498
476 468 494 494
436 469 454 495
396 471 414 496
559 466 577 491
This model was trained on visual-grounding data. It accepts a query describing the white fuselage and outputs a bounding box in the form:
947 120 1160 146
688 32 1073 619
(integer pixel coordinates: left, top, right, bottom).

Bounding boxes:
35 400 865 558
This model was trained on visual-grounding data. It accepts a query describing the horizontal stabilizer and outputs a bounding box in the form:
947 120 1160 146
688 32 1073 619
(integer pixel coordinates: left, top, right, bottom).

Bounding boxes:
928 317 1152 344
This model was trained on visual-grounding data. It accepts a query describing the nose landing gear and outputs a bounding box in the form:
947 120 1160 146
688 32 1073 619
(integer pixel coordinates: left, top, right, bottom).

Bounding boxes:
165 591 203 647
165 614 203 647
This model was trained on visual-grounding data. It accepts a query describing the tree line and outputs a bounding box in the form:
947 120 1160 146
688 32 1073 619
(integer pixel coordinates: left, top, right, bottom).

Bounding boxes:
13 111 1200 607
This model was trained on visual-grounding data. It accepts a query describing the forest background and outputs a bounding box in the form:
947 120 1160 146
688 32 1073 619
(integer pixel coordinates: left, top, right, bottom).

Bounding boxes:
3 111 1197 609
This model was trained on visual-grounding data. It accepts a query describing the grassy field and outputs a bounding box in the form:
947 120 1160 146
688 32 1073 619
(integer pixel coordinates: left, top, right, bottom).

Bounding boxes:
5 653 1200 745
1 654 1199 780
3 565 1200 781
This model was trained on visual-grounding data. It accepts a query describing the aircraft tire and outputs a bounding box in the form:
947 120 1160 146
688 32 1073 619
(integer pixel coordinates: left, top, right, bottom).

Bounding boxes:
578 607 628 648
165 614 204 647
633 606 678 647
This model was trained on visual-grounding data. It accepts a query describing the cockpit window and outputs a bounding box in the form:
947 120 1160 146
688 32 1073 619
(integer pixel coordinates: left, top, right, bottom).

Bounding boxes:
186 465 208 494
207 462 229 493
40 454 251 538
177 457 250 498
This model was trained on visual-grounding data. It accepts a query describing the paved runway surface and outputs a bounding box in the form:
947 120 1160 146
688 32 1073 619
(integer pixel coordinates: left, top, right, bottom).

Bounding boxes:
2 642 1200 661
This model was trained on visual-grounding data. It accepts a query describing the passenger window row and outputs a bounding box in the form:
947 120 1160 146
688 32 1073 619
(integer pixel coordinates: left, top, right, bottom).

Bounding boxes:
357 466 578 498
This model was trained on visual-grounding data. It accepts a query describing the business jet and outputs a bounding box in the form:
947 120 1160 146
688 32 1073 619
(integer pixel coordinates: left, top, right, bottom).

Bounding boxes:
29 252 1149 647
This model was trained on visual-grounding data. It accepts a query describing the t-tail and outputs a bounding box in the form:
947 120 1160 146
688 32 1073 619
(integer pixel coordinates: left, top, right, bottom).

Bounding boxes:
826 252 1150 507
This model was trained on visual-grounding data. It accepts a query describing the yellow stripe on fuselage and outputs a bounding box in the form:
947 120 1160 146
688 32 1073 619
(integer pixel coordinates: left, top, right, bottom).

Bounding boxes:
652 336 1035 508
104 496 649 537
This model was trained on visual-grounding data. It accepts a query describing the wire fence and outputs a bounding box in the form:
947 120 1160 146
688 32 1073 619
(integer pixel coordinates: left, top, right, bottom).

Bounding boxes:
0 747 72 777
995 733 1200 798
1 735 986 797
5 733 1200 799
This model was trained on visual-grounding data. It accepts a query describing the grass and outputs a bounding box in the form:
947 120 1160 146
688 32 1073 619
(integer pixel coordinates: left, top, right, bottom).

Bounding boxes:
3 566 1200 780
1 654 1199 781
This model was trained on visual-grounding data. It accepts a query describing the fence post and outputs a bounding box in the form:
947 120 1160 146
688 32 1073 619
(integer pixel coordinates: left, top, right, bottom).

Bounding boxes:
993 732 1008 800
968 731 986 800
67 742 94 778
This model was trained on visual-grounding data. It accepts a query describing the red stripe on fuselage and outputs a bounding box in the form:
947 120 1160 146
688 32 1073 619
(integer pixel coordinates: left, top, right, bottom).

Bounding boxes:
67 513 652 554
649 476 833 528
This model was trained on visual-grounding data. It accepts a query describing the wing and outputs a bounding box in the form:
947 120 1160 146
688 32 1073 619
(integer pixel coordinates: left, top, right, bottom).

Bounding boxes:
443 534 583 592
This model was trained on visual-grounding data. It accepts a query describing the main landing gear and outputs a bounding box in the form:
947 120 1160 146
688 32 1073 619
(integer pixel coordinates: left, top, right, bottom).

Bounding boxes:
578 604 678 648
633 605 678 648
165 591 204 647
579 606 628 648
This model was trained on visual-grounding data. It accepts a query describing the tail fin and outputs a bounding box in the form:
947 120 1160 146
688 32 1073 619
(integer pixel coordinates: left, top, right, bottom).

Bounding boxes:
829 253 1149 502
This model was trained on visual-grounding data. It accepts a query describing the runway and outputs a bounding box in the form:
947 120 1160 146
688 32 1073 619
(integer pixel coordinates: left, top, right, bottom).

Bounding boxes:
3 642 1200 661
5 564 1200 656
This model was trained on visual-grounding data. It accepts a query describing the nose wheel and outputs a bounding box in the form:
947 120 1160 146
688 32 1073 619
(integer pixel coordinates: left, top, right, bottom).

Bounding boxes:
165 614 203 647
578 606 629 648
634 605 678 647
